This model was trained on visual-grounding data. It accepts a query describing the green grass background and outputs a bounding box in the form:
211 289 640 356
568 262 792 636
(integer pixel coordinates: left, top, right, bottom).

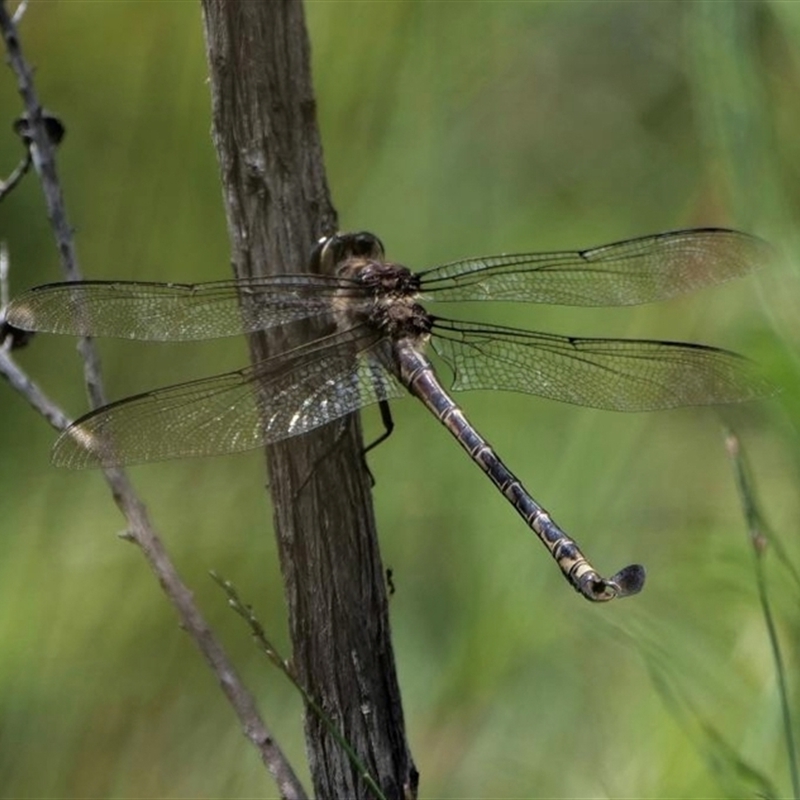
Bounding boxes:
0 2 798 798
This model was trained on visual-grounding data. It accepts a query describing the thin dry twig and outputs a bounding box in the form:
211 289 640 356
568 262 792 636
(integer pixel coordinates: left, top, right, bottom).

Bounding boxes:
1 240 9 307
11 0 27 25
213 573 389 800
0 4 307 797
0 150 30 201
0 345 71 430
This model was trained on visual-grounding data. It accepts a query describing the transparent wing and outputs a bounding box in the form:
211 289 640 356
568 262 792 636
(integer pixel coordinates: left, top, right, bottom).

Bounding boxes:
5 274 361 340
419 229 771 306
53 326 405 468
430 318 774 411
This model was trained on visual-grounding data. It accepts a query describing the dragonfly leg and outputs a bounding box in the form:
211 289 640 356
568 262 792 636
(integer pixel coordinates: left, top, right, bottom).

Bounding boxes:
385 567 396 596
364 400 395 455
294 412 377 498
292 418 348 498
359 400 395 487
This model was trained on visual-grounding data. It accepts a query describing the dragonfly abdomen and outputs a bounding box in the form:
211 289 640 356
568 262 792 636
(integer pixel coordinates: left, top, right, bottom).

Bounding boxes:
396 342 643 602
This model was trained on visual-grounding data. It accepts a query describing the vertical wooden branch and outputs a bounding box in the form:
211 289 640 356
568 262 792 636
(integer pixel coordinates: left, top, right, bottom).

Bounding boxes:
199 3 417 798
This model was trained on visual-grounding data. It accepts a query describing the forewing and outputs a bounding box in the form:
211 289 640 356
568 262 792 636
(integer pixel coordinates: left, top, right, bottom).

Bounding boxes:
53 326 405 468
419 229 771 306
5 275 357 340
431 318 774 411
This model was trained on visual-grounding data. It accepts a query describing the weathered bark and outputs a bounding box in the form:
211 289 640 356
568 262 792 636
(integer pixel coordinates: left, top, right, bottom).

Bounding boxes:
199 3 417 798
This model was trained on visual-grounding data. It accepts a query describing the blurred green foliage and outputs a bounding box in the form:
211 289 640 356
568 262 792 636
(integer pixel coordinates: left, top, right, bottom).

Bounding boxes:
1 1 798 798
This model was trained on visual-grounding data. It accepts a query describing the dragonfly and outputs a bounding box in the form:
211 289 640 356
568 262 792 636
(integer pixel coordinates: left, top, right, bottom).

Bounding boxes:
5 229 772 602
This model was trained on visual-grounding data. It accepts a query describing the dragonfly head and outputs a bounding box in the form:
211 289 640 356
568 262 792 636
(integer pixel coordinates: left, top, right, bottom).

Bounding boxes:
311 231 386 274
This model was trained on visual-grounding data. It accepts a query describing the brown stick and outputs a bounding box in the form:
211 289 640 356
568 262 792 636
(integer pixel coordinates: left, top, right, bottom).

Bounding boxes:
200 2 417 798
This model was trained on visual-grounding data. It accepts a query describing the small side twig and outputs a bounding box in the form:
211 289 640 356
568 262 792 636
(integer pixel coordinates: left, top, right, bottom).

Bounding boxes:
212 573 387 800
11 0 27 25
0 4 306 798
1 242 34 349
0 346 70 431
724 427 799 800
0 150 30 201
0 240 7 308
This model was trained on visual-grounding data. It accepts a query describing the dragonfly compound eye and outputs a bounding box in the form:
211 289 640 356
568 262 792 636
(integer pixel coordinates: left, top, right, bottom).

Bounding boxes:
352 232 385 260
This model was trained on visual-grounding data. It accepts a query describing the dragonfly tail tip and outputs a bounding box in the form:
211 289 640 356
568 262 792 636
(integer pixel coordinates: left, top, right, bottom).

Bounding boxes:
609 563 646 598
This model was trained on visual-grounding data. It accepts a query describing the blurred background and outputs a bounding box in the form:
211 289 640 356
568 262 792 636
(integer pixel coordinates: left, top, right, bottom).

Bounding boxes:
1 1 798 797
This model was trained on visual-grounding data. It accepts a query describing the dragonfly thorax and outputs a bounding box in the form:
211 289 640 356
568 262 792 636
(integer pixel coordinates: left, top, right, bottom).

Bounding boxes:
332 257 431 342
